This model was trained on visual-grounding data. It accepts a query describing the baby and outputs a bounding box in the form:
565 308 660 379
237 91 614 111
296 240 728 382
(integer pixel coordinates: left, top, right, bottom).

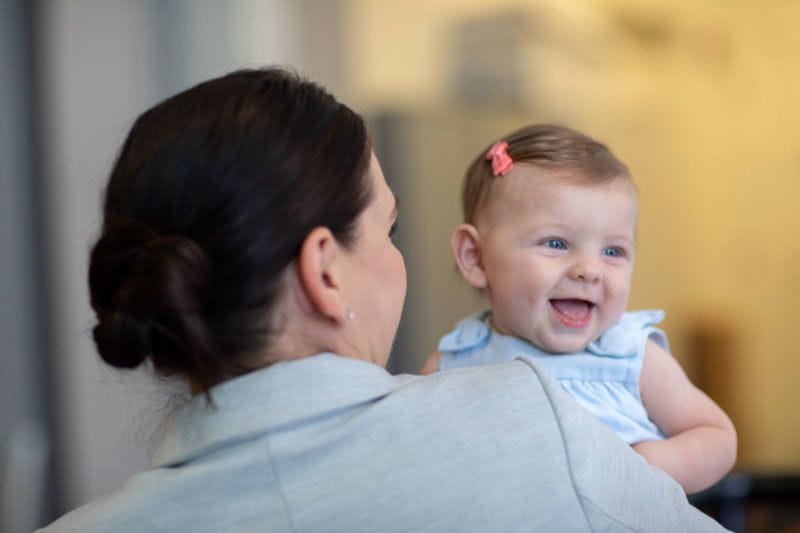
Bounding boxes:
421 124 736 494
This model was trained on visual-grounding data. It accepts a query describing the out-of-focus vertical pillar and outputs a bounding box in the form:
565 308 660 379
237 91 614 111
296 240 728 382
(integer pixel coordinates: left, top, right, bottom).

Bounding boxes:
0 1 52 531
39 0 169 514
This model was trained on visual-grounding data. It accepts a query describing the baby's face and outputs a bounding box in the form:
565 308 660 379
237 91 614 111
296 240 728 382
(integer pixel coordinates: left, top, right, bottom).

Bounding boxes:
476 166 637 353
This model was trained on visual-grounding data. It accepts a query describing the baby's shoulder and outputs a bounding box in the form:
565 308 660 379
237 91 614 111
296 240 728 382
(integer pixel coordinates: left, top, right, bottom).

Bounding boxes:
589 310 667 357
614 310 665 331
437 310 492 354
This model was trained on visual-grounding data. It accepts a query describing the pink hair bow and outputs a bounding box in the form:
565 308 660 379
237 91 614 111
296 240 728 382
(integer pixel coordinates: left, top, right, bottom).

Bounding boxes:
486 141 513 176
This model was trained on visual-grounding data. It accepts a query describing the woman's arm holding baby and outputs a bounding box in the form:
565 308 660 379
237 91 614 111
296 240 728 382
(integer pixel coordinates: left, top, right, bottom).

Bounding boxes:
634 340 737 494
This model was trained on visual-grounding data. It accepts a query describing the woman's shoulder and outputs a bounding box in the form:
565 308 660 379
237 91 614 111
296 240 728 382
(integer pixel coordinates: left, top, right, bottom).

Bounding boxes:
408 356 582 426
39 439 293 531
38 474 159 532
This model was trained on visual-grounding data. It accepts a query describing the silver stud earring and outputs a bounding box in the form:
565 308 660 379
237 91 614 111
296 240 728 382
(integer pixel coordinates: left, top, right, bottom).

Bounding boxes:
346 307 355 320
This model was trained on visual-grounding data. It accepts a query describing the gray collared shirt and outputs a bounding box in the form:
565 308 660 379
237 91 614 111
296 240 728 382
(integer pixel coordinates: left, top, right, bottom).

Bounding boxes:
42 353 727 532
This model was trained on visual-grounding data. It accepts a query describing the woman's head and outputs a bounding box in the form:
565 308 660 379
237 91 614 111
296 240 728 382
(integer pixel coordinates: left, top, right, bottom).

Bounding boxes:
89 68 382 393
452 124 637 353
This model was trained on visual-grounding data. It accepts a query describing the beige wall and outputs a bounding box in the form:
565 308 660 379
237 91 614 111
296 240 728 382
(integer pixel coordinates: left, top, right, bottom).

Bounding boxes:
346 0 800 471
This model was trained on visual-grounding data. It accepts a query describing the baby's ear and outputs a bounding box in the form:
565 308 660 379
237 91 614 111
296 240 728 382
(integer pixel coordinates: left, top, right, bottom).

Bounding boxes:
451 224 487 289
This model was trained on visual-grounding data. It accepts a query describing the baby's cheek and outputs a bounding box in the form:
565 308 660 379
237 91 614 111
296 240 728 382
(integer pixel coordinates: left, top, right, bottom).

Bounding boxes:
603 301 628 331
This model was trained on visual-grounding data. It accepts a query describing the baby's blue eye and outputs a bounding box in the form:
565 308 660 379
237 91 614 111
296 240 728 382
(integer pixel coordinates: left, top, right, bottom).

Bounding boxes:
545 239 567 250
603 247 623 257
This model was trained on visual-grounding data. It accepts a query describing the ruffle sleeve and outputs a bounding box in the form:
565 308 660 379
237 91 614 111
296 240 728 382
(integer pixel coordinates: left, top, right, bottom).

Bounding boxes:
588 309 668 357
438 311 492 353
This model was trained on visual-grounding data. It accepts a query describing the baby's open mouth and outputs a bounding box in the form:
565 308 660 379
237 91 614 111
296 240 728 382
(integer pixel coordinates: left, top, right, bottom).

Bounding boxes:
550 299 594 328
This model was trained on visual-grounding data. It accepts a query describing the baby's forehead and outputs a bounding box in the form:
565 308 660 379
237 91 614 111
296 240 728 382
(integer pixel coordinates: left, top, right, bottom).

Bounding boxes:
477 166 636 225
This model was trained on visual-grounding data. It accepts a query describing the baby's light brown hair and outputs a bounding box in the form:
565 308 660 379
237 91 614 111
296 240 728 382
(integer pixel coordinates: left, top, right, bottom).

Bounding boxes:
462 124 632 225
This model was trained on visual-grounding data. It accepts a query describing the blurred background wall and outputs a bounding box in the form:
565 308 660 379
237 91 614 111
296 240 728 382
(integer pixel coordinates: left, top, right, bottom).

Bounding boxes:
1 0 798 530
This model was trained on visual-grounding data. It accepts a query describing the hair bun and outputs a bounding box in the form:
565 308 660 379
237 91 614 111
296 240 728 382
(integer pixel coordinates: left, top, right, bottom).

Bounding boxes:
89 222 210 371
93 309 152 368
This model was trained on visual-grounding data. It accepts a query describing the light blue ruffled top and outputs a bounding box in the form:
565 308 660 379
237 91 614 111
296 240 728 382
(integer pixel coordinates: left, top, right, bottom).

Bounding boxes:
438 310 668 444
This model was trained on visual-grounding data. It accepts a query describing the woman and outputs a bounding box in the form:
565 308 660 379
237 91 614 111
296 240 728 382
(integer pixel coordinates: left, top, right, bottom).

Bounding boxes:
42 68 725 531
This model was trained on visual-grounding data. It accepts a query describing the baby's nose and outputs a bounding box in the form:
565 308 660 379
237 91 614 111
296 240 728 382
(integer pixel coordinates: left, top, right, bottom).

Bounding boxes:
568 257 602 283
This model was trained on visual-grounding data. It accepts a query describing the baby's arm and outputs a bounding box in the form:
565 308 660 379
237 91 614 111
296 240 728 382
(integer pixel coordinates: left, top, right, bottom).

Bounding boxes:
420 352 441 375
634 340 737 494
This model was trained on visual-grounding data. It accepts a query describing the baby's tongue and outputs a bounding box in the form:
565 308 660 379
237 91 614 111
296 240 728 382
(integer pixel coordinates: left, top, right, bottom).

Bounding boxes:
550 299 591 320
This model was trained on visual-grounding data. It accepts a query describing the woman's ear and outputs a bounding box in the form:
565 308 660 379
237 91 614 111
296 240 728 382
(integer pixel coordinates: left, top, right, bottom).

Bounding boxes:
451 223 487 289
296 226 348 324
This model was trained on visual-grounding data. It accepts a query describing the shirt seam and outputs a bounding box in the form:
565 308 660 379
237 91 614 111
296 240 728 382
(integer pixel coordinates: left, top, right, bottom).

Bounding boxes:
264 433 298 533
579 496 638 532
514 357 595 532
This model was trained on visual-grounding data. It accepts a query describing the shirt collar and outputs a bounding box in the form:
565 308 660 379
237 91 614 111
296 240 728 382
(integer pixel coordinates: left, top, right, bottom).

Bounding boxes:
151 353 417 467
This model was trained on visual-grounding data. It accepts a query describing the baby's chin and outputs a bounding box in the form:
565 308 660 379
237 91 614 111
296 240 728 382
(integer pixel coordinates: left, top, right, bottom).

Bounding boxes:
535 339 591 355
523 331 599 354
490 314 597 354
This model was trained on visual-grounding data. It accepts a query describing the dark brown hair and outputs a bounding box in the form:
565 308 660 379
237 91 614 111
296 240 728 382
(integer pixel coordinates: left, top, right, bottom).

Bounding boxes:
88 68 372 394
462 124 631 224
